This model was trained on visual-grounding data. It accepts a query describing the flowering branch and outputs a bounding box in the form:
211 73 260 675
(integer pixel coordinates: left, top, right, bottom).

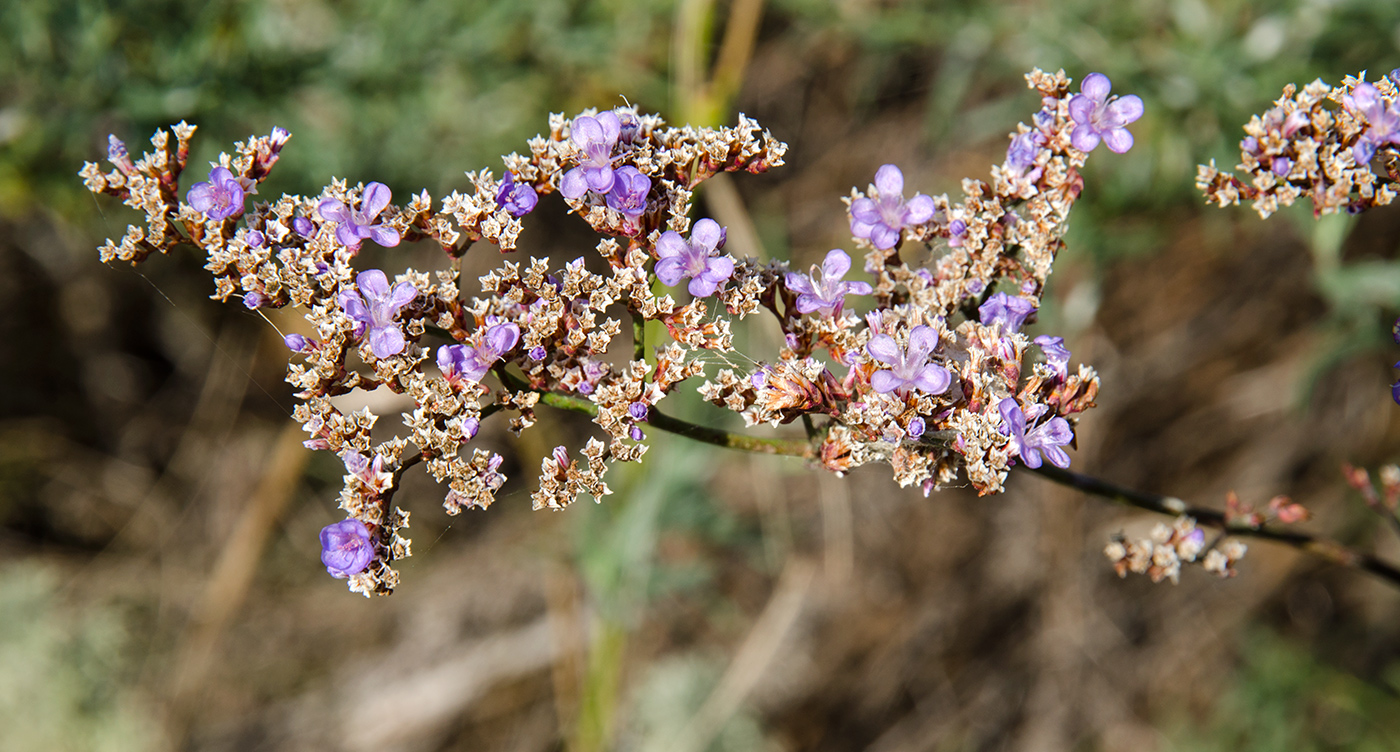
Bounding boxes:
1027 465 1400 589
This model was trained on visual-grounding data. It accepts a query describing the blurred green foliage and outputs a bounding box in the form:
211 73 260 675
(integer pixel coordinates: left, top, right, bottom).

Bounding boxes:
1168 630 1400 752
0 567 160 752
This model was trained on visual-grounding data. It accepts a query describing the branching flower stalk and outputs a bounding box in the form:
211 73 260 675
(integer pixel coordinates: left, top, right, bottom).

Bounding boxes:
92 67 1399 598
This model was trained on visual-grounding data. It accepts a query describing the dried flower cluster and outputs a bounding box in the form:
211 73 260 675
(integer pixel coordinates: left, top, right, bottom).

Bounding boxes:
1197 69 1400 218
83 69 1127 596
1104 516 1246 584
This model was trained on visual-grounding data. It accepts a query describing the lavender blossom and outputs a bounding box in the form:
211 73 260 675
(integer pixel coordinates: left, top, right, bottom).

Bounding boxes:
849 165 936 250
998 398 1073 469
318 182 401 249
655 218 735 297
338 269 418 359
605 166 651 218
1342 82 1400 165
1034 335 1070 378
1068 73 1144 154
979 292 1036 333
907 417 926 439
560 111 622 199
107 135 134 174
866 325 951 396
285 333 311 352
1006 130 1045 176
496 172 539 217
187 166 245 221
437 320 521 383
785 249 873 316
292 216 315 238
320 519 374 578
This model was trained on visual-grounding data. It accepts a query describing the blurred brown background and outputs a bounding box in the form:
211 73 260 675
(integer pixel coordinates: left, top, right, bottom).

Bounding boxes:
5 0 1400 750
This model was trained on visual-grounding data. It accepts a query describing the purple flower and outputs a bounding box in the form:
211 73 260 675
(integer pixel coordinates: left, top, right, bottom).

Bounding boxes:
338 269 418 359
907 417 926 439
849 165 936 250
979 292 1036 333
243 291 265 309
284 333 310 352
187 166 246 221
1006 130 1044 175
292 216 315 238
655 218 735 297
606 166 651 218
320 519 374 578
461 417 481 441
553 445 571 468
496 172 539 217
560 111 622 199
628 402 649 421
1068 73 1144 154
785 249 874 316
437 320 521 383
1342 82 1400 165
107 135 134 174
999 397 1073 469
866 325 951 396
1034 335 1070 378
318 182 401 249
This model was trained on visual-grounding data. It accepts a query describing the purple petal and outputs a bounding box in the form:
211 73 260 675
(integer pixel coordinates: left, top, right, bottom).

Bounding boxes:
1068 94 1095 125
1102 128 1135 154
595 111 621 144
845 281 873 296
794 294 822 314
319 198 352 223
1081 72 1112 102
572 116 602 148
583 165 615 193
785 271 817 297
1036 416 1074 445
912 364 951 395
820 249 851 279
361 182 392 220
906 326 938 362
336 224 361 248
656 257 685 286
187 183 214 212
850 197 881 225
866 334 901 365
560 167 589 199
655 231 687 259
1106 94 1144 126
485 322 520 355
902 194 936 226
1040 445 1070 468
703 255 735 282
998 397 1025 437
209 166 236 185
688 275 719 297
368 224 401 248
357 270 390 299
873 164 904 197
1020 447 1044 469
1070 125 1101 153
870 370 902 394
339 291 369 325
386 281 418 310
870 223 900 250
691 218 724 251
367 325 405 359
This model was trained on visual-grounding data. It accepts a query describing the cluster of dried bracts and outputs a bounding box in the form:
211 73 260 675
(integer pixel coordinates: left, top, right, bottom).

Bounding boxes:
85 69 1153 595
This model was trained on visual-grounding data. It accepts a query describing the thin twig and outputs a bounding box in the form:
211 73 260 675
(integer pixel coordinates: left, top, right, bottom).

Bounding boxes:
1025 464 1400 589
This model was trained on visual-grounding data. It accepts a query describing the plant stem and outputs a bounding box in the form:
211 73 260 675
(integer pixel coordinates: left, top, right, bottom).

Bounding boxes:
1025 464 1400 588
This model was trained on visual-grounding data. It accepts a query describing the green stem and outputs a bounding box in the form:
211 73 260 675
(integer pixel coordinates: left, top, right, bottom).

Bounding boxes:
1025 464 1400 589
632 313 646 363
